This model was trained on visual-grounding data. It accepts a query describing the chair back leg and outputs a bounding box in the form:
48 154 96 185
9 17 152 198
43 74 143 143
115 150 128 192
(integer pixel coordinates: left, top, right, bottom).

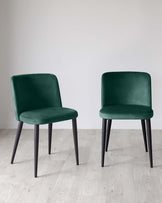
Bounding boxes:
48 123 52 154
101 119 107 167
34 125 39 177
141 120 148 152
105 119 112 152
146 119 153 168
72 119 79 165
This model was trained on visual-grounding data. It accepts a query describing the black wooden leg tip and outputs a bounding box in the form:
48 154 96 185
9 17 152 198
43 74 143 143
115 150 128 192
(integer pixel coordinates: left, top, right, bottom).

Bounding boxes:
76 159 79 165
34 172 38 178
101 163 104 167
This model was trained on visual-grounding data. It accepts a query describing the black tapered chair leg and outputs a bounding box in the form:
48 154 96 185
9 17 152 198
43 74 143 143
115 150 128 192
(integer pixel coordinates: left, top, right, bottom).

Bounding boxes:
101 119 107 167
34 125 39 178
11 121 23 164
146 119 153 168
72 118 79 165
141 120 148 152
105 119 112 152
48 123 52 154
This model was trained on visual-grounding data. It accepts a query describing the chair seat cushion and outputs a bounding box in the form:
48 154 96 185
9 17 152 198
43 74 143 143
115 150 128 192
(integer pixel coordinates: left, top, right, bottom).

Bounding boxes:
99 105 153 120
20 107 78 124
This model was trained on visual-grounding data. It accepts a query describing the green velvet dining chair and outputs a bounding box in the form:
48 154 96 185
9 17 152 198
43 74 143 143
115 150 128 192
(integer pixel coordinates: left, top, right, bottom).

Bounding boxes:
11 73 79 177
99 72 153 168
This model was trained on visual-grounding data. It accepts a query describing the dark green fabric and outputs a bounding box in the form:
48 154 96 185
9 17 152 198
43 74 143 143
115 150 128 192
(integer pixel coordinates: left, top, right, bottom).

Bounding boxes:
100 105 153 120
20 107 78 125
11 74 78 124
100 72 153 119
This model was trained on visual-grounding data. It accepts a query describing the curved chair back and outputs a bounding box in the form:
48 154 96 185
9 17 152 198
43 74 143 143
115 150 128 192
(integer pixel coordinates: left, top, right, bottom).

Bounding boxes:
11 74 62 121
101 72 152 107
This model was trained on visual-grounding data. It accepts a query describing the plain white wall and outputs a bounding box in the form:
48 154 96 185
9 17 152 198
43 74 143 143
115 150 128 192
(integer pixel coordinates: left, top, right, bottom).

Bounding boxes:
0 0 162 129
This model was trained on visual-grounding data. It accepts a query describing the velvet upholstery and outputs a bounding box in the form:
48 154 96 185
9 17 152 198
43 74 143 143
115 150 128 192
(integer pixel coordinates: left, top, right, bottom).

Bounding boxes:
99 72 153 119
20 107 78 125
100 105 153 120
11 74 78 124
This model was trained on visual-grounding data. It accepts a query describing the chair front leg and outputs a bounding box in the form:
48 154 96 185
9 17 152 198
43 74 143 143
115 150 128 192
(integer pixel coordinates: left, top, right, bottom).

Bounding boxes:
72 118 79 165
146 119 153 168
34 125 39 177
11 121 23 164
48 123 52 154
141 120 148 152
105 119 112 152
101 119 107 167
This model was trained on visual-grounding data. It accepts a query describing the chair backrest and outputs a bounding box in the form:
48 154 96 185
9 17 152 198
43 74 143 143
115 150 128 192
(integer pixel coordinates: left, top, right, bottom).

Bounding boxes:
101 71 152 108
11 73 62 121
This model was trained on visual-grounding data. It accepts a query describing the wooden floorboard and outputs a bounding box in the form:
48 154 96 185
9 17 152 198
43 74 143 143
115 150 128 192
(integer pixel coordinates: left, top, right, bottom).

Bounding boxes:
0 129 162 203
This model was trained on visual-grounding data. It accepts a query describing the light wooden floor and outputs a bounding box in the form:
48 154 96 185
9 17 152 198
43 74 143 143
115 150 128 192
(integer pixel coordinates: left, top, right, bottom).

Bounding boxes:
0 128 162 203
